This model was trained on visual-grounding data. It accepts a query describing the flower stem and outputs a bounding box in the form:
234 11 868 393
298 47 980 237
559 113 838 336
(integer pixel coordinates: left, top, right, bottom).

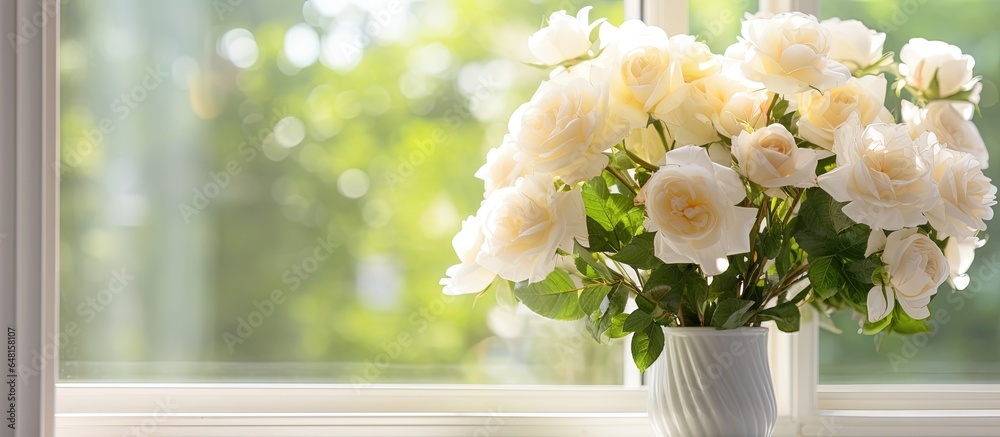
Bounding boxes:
782 188 804 228
744 199 770 291
652 120 671 153
622 148 660 171
605 165 639 195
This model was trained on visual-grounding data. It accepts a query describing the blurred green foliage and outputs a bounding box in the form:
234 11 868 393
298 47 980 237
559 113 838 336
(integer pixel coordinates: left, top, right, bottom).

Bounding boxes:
58 0 627 384
57 0 1000 384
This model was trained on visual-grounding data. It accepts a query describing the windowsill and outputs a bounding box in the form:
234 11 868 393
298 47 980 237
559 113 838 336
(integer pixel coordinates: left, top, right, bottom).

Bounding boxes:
54 384 1000 437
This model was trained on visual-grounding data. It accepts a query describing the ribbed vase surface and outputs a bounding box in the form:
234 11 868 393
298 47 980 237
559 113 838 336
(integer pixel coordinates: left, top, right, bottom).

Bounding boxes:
648 327 776 437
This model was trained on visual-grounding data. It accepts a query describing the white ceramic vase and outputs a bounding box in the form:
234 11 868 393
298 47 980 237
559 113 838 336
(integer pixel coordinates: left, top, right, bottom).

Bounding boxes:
648 327 776 437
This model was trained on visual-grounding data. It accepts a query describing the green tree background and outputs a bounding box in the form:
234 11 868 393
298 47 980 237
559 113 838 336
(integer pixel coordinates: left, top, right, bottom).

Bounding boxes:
58 0 999 384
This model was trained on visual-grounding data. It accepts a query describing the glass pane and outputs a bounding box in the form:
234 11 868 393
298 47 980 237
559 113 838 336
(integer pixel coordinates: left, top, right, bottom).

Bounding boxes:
59 0 626 384
690 0 758 53
817 0 1000 383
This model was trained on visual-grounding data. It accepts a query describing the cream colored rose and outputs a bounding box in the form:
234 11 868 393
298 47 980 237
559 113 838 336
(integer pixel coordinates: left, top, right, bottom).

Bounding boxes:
820 18 886 72
924 145 996 239
902 100 988 168
624 124 668 166
944 236 983 290
717 90 771 138
732 124 818 195
636 146 757 276
817 116 939 230
740 12 850 94
866 229 948 322
900 38 978 100
510 78 628 185
668 34 723 82
441 216 498 295
659 73 751 146
475 135 532 197
600 20 687 129
528 7 601 65
797 75 893 150
475 175 588 284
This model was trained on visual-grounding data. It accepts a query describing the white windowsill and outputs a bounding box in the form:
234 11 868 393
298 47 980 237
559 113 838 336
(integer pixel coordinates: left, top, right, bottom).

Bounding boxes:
54 384 802 437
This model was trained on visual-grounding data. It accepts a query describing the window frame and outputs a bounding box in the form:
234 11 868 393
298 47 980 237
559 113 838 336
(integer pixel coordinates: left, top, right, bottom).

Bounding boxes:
3 0 996 435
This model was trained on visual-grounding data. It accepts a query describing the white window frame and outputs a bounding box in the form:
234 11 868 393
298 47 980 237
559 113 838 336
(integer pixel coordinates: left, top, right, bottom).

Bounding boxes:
3 0 997 435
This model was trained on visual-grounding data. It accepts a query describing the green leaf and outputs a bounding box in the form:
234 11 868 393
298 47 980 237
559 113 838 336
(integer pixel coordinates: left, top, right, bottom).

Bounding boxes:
610 232 663 270
794 189 869 259
795 189 836 236
710 298 756 329
890 307 934 334
808 256 842 299
583 176 614 228
771 98 790 120
759 302 801 332
709 258 742 301
623 310 653 333
761 225 783 260
602 170 631 197
513 270 584 321
586 284 628 342
892 317 933 334
582 173 644 250
829 199 858 234
585 217 616 252
862 311 892 335
643 265 688 313
631 323 665 372
574 240 615 281
605 313 630 339
845 255 880 286
635 167 652 187
579 284 612 314
635 294 656 313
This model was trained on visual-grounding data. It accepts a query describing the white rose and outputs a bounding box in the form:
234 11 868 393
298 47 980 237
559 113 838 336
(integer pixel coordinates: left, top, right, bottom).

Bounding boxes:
660 73 751 146
740 12 850 95
944 236 983 290
866 229 948 322
732 124 818 195
600 20 687 129
820 18 886 72
668 34 723 82
899 38 978 100
510 78 628 185
721 39 751 73
624 124 668 166
636 146 757 276
924 145 997 239
902 100 989 168
528 7 601 65
440 216 498 295
476 175 588 284
817 116 939 230
475 135 533 197
797 75 893 150
717 90 771 138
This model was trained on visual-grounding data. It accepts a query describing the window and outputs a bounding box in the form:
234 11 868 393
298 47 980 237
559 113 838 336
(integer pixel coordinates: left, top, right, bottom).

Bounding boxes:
2 0 997 435
57 0 627 385
816 0 1000 385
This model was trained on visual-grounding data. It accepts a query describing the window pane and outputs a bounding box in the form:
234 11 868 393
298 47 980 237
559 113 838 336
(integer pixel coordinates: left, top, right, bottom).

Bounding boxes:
689 0 757 53
817 0 1000 383
59 0 625 384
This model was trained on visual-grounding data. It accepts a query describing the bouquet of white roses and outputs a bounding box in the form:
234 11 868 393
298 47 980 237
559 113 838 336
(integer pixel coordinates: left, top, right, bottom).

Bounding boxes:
441 8 996 371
